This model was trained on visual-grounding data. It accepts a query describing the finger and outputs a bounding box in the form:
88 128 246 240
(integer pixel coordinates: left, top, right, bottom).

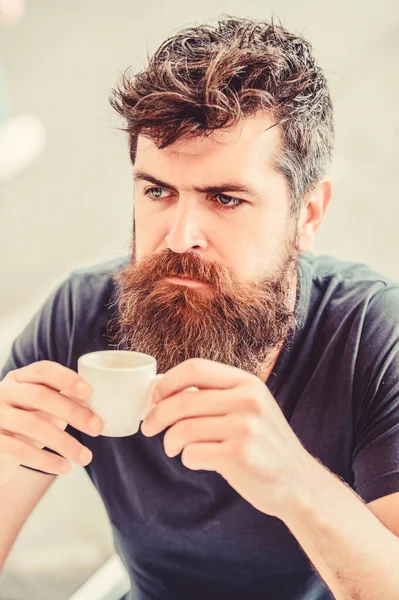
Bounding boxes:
181 441 227 472
163 415 233 457
13 430 50 449
142 388 228 436
152 385 199 407
21 408 67 431
155 358 249 403
3 382 103 436
142 387 246 437
9 361 92 400
0 434 72 475
0 406 93 466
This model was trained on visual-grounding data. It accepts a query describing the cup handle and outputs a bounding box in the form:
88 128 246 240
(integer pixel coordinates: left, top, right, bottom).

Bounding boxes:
140 376 200 422
140 374 165 421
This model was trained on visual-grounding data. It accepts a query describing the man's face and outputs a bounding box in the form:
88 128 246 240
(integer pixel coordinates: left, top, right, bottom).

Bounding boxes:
113 113 300 378
133 113 294 283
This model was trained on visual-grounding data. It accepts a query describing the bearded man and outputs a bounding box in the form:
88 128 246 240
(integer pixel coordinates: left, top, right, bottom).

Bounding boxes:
1 17 399 600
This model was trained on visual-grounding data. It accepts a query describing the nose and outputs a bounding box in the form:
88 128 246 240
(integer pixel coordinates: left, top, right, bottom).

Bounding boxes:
165 202 207 253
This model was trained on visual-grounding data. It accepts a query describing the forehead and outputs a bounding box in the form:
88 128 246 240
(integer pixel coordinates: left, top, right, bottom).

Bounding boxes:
134 113 282 178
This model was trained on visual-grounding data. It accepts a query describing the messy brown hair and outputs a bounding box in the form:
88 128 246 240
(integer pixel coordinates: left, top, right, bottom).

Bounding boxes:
110 16 334 214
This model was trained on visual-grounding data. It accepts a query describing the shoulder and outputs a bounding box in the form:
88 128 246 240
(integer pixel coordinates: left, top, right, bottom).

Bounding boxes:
55 255 130 364
47 254 129 341
297 253 399 359
301 252 399 314
69 255 129 285
66 255 129 308
302 252 397 286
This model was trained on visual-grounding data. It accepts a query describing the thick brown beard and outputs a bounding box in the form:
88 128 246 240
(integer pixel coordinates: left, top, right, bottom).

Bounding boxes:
109 246 299 379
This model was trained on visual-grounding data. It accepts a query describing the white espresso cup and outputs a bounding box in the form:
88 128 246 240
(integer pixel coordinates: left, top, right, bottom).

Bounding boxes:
77 350 163 437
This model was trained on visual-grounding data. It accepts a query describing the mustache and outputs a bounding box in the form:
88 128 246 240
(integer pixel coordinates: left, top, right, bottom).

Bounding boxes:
131 248 236 289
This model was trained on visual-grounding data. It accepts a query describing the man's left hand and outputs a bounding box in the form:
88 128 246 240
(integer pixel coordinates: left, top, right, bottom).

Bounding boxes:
141 358 315 518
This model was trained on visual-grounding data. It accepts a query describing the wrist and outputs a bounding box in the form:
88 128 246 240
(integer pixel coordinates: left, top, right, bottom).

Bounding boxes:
276 451 340 525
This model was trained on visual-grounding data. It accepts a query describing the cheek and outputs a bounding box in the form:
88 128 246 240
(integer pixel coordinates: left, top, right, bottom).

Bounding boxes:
227 218 290 281
215 222 263 281
134 204 164 260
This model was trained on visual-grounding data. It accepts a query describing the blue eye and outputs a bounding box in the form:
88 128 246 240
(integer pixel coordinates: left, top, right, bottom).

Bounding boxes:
145 187 169 200
214 194 244 210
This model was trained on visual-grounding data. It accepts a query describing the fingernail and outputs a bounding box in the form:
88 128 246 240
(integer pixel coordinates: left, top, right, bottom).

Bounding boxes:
89 416 104 435
140 421 153 437
76 382 92 400
79 448 92 465
152 374 165 404
61 461 71 474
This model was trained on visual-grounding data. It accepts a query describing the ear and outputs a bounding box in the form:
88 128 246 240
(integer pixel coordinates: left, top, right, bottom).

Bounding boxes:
296 179 332 253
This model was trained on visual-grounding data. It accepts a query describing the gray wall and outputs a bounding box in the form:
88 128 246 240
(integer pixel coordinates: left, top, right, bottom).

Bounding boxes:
0 0 398 598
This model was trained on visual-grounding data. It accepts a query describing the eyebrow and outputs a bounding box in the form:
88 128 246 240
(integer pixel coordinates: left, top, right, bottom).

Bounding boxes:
133 170 260 199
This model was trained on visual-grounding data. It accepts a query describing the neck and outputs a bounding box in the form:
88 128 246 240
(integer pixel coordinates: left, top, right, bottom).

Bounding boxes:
258 265 299 383
258 350 280 383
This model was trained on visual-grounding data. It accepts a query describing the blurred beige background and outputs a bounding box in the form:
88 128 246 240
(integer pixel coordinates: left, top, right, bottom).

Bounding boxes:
0 0 398 598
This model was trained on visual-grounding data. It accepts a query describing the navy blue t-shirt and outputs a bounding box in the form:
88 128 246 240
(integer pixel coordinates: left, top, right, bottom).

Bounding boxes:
2 252 399 600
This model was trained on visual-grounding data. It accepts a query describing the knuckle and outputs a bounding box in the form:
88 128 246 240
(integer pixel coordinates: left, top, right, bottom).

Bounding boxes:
67 403 94 432
0 405 6 428
0 433 22 462
153 401 166 421
0 380 14 405
0 406 12 431
50 430 75 460
15 444 29 464
235 439 253 465
172 396 187 420
186 358 204 378
2 370 15 382
37 360 53 370
226 440 239 462
30 384 46 404
176 419 191 439
244 389 264 415
66 401 83 423
45 450 68 472
30 361 45 377
54 456 68 470
31 360 55 379
240 416 259 439
21 411 37 431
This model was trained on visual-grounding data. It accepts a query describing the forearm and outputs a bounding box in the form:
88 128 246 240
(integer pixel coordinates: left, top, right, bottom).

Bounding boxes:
280 456 399 600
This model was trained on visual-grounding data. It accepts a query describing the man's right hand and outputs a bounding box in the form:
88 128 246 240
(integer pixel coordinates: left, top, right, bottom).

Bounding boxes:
0 361 104 487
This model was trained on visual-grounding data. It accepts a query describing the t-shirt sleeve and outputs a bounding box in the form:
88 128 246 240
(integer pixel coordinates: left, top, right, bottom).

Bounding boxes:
352 284 399 503
0 277 82 473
